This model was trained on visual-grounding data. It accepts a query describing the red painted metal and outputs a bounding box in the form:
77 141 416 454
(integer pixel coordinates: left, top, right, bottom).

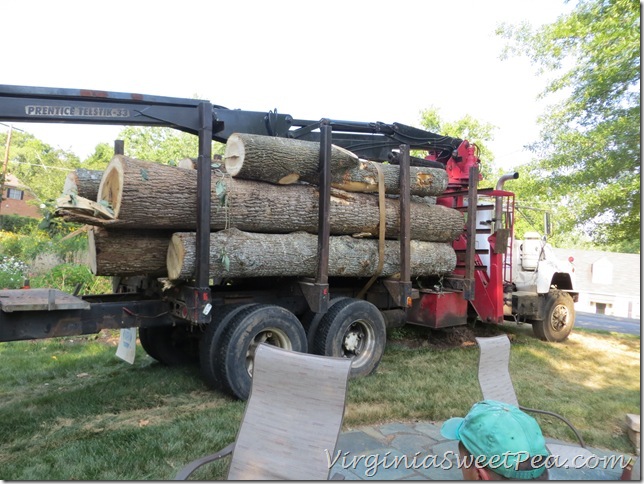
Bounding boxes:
423 142 517 326
406 291 468 329
426 140 482 189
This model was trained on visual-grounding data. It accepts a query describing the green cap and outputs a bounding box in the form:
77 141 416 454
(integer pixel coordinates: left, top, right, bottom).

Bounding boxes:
441 400 549 479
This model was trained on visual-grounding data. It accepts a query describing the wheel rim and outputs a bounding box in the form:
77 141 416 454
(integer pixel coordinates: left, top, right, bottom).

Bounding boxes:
341 319 375 366
245 327 291 376
550 303 570 333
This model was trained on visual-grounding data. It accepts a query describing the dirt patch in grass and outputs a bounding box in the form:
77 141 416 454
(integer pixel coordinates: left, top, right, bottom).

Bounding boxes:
96 329 120 346
391 323 512 350
53 330 122 347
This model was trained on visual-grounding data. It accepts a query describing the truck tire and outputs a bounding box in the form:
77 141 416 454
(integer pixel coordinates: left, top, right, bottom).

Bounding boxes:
313 298 386 378
217 304 307 400
532 290 575 342
139 325 198 365
300 297 350 353
199 303 259 390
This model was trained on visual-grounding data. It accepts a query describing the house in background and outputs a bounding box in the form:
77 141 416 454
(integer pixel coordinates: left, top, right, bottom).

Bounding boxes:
552 247 640 319
1 173 42 218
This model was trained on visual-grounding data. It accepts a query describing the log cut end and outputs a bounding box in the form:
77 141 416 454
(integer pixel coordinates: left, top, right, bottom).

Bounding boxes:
167 233 187 280
278 173 301 184
87 228 99 275
223 133 245 177
177 158 196 170
98 155 125 217
62 171 79 195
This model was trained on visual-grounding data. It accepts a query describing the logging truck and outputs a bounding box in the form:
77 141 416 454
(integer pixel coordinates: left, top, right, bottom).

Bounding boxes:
0 85 577 400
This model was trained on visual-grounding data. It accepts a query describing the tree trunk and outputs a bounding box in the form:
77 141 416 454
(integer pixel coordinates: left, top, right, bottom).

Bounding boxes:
88 227 171 276
63 169 102 200
91 156 463 242
331 159 448 197
224 132 360 184
224 132 448 197
168 229 456 281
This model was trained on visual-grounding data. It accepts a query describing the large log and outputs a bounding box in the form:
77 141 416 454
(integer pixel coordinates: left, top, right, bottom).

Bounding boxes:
224 132 448 196
92 156 463 242
63 169 102 200
88 227 171 276
224 132 359 184
167 229 456 281
332 159 448 197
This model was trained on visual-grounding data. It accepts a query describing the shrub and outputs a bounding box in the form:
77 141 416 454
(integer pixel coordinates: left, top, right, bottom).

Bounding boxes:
0 228 88 264
0 230 51 260
0 256 29 289
29 264 113 295
30 263 94 293
0 215 39 234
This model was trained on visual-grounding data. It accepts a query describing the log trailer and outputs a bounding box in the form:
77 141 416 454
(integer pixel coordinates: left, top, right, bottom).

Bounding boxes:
0 85 577 400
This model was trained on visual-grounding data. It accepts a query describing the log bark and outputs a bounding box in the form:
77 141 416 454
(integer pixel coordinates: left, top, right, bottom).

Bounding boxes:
224 132 448 196
91 155 463 242
167 229 456 281
331 159 448 197
88 227 171 276
56 195 115 220
63 169 103 200
224 132 360 184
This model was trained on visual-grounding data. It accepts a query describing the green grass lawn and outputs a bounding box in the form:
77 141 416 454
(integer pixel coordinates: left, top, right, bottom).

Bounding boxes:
0 323 639 480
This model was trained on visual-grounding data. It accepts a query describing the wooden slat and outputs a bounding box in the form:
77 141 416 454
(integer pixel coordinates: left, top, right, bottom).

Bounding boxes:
0 289 90 312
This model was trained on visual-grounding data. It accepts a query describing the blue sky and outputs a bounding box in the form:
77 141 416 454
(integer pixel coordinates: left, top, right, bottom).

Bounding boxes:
3 0 572 170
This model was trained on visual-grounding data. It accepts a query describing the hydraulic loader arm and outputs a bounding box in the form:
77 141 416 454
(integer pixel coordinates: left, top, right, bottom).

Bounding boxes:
0 84 463 163
0 84 281 143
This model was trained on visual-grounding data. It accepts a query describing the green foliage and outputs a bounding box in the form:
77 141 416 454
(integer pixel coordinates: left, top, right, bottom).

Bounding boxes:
0 223 87 263
0 224 110 294
0 229 53 260
117 126 225 164
0 255 29 289
30 263 94 293
0 214 39 234
417 106 497 181
0 130 80 204
497 0 640 252
83 142 114 169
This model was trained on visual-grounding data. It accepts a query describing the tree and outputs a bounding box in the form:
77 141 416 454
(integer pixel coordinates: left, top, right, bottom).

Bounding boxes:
498 0 640 252
0 130 80 204
83 142 114 169
418 106 497 181
116 126 225 164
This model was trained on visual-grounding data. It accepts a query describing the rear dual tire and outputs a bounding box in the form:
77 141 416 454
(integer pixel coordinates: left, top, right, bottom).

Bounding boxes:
199 299 387 400
203 304 307 400
313 298 386 378
139 325 198 365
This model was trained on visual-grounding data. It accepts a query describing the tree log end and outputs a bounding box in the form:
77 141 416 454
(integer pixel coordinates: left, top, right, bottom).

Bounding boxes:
223 133 245 177
167 233 187 280
331 180 377 193
62 172 79 196
97 155 125 217
88 228 99 275
278 173 300 184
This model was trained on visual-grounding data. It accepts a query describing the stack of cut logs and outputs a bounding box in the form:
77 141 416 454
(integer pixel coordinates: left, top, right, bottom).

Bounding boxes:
56 134 464 282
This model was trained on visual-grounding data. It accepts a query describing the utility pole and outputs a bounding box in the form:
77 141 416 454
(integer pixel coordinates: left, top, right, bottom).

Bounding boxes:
0 124 13 220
